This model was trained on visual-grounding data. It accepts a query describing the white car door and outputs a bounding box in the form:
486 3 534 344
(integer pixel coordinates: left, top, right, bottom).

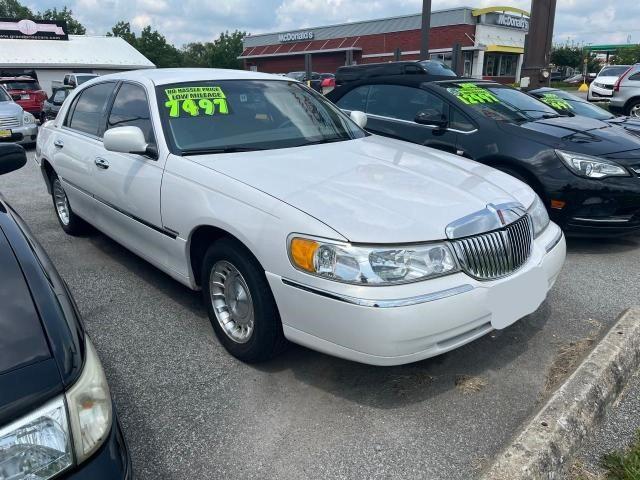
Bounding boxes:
52 81 118 222
89 81 170 268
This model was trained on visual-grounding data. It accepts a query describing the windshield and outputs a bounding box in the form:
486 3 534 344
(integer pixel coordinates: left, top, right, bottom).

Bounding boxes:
441 82 560 122
2 80 40 91
0 88 10 102
157 80 366 154
418 60 457 77
76 75 97 85
598 66 629 78
535 90 614 121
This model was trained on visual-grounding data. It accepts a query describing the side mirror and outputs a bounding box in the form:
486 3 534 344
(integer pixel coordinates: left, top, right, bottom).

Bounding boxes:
104 126 153 157
350 110 368 129
10 93 21 101
415 110 448 129
0 143 27 175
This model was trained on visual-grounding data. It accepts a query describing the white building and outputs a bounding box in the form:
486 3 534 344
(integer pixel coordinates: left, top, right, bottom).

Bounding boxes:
0 21 154 95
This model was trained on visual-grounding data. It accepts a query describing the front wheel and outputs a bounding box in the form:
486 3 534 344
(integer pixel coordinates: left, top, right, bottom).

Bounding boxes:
51 175 87 235
201 238 287 363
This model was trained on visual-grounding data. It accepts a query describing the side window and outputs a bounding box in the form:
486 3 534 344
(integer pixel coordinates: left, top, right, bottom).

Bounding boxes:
367 84 445 122
628 72 640 81
107 83 155 143
52 90 66 104
67 82 116 137
449 108 476 132
335 86 370 112
404 65 423 75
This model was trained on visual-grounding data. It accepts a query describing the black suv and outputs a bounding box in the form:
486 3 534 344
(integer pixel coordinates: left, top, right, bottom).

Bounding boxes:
335 60 457 85
327 76 640 236
0 144 132 479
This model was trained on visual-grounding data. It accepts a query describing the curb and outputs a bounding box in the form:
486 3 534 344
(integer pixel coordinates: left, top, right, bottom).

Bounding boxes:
481 307 640 480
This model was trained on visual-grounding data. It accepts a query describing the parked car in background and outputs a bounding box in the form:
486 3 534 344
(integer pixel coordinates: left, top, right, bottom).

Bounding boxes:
37 69 564 366
0 86 38 144
286 71 322 91
336 60 457 85
530 87 640 133
610 64 640 117
0 76 47 122
328 76 640 236
588 65 630 101
320 73 336 94
43 85 74 120
63 73 99 88
0 143 132 479
564 73 596 85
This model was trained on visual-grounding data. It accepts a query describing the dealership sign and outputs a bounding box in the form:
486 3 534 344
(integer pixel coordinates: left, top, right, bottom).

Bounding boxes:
0 18 68 40
278 31 314 43
495 14 529 30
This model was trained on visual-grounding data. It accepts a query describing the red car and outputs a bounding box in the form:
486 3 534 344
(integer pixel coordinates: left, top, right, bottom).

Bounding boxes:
0 77 47 122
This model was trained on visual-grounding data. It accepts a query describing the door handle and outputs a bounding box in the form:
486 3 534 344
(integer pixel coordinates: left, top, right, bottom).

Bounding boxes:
94 157 109 170
54 138 64 148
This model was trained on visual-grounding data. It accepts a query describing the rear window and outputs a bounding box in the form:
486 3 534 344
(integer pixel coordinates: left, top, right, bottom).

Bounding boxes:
598 66 629 78
2 80 41 91
418 61 457 77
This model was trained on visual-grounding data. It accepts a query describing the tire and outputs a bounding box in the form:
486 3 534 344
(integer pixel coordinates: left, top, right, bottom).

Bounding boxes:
201 238 287 363
625 99 640 118
50 173 87 235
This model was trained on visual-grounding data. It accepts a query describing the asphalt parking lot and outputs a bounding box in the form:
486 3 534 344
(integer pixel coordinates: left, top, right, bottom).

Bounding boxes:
2 148 639 480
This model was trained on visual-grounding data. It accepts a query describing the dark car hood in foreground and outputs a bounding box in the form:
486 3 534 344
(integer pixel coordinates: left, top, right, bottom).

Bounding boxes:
505 116 640 162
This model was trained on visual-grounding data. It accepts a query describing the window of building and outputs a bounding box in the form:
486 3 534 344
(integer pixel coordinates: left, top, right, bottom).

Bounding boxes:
483 53 519 77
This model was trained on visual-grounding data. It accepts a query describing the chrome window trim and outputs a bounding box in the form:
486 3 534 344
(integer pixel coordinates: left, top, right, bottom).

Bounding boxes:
365 112 479 134
281 278 474 308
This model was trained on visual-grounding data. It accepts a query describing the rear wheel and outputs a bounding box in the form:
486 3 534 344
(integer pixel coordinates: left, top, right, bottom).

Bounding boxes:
625 99 640 118
201 238 287 363
51 174 86 235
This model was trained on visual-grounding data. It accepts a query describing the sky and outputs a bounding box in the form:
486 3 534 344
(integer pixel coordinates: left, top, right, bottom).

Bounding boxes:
24 0 640 47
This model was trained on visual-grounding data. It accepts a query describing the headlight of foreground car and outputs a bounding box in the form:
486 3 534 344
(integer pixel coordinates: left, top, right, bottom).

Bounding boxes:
0 338 112 479
527 194 550 238
66 337 112 464
289 237 458 285
22 112 35 125
0 396 73 479
556 150 629 179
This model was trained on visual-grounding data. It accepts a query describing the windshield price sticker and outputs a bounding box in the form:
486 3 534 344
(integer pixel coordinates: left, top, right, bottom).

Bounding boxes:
448 83 500 105
164 86 229 118
540 93 573 111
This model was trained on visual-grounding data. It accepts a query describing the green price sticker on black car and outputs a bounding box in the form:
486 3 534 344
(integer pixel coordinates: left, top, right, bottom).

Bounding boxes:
539 93 574 111
164 86 229 118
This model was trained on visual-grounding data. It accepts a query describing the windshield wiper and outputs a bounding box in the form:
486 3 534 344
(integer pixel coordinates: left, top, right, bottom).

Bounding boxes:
181 147 266 156
297 137 351 147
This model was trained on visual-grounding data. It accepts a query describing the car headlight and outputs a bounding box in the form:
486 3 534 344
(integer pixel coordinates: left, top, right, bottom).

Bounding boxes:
0 396 73 479
65 337 112 464
527 194 550 238
22 112 35 125
556 150 629 179
289 236 458 285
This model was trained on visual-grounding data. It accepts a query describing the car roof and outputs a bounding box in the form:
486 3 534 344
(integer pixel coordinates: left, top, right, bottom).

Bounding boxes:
95 68 291 86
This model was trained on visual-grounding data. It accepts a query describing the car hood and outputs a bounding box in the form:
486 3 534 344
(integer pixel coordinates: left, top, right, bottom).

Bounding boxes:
187 135 535 243
593 76 618 85
0 101 23 117
508 115 640 160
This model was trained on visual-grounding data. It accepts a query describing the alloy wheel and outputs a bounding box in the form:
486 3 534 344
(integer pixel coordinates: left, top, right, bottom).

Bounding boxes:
631 104 640 118
53 179 70 226
209 260 255 344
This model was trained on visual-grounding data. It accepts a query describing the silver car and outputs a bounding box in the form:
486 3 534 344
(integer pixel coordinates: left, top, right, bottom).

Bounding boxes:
610 64 640 118
0 86 38 145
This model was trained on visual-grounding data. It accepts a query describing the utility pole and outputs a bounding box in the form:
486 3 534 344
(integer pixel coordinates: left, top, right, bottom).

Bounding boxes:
419 0 432 60
520 0 557 90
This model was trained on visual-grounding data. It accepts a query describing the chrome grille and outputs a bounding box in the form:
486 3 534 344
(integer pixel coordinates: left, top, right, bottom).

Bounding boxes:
451 215 533 281
0 115 20 129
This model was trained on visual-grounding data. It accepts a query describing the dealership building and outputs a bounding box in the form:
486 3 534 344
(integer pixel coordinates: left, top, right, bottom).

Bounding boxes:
0 18 154 95
240 6 530 83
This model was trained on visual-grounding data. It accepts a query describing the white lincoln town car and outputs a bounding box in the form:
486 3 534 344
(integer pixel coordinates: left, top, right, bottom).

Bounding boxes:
36 69 566 366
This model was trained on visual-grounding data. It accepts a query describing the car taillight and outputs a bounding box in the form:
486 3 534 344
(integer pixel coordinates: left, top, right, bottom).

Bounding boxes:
614 67 633 92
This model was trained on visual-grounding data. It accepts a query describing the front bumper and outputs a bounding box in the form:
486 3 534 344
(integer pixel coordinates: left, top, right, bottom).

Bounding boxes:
63 418 132 479
268 224 565 366
3 123 39 145
588 84 613 100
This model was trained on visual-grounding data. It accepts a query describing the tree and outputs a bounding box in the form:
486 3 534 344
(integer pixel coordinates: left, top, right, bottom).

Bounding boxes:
106 21 136 45
180 30 246 69
135 26 182 68
550 45 583 69
0 0 33 18
181 42 215 68
36 6 86 35
611 46 640 65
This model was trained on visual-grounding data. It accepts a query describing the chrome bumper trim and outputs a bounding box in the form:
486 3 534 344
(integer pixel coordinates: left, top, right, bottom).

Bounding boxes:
281 279 474 308
545 230 564 253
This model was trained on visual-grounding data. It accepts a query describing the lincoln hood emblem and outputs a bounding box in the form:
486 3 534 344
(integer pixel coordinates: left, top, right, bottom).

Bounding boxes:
446 202 527 239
